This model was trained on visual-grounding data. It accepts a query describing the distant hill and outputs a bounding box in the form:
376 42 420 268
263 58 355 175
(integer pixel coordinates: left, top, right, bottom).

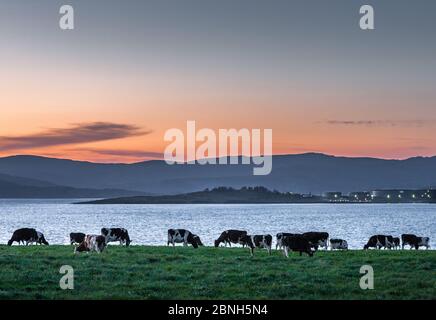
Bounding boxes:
0 153 435 195
0 173 147 198
78 186 322 204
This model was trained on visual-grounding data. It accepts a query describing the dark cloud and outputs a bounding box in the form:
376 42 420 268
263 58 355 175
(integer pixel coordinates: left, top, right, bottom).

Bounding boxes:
72 148 163 160
0 122 151 151
325 120 434 127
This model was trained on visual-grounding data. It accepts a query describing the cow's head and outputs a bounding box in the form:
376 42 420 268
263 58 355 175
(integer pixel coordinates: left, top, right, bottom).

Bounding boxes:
101 228 109 236
214 239 221 247
37 232 49 245
193 235 203 247
187 233 201 249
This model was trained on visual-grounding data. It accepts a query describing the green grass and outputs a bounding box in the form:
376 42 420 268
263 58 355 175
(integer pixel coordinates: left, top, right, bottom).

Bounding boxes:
0 245 434 300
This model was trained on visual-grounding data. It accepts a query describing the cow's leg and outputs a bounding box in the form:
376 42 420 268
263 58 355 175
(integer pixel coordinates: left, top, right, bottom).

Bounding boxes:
283 247 289 258
267 246 271 255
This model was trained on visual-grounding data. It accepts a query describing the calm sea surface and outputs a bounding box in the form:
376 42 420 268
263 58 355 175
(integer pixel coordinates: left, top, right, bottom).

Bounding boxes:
0 199 434 249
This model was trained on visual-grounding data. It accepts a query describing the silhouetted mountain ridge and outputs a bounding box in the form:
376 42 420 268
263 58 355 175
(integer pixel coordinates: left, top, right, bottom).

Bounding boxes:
0 153 435 195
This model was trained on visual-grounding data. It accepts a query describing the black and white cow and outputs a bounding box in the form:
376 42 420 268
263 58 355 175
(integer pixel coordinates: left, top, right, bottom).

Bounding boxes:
282 234 314 257
401 234 430 250
392 237 400 250
101 228 131 246
416 237 430 250
401 234 418 249
75 234 106 253
70 232 86 245
167 229 203 248
330 238 348 250
302 232 329 250
276 233 299 250
214 230 248 247
232 234 272 256
364 235 394 250
7 228 49 246
250 234 273 255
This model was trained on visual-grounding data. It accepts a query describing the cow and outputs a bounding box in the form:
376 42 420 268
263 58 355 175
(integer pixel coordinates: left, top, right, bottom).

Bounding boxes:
101 228 131 246
330 238 348 250
392 237 400 250
167 229 203 248
401 234 418 249
276 233 299 250
302 232 329 250
401 234 430 250
364 235 394 250
281 234 314 257
70 232 86 245
416 237 430 250
7 228 49 246
75 235 106 253
229 234 271 256
214 230 248 247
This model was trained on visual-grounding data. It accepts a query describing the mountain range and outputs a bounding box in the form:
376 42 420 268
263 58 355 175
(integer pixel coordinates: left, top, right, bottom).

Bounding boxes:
0 153 435 197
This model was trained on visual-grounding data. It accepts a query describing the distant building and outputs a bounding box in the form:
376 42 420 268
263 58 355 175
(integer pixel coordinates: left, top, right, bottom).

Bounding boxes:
349 192 371 202
322 192 342 200
370 189 434 202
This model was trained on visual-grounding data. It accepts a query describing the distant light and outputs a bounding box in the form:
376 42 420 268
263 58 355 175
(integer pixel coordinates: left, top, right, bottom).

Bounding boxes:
387 195 391 199
412 194 416 198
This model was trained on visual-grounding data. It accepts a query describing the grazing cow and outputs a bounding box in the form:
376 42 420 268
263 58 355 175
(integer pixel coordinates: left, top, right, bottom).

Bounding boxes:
282 234 314 257
214 230 248 247
167 229 203 248
330 238 348 250
401 234 418 249
302 232 329 250
401 234 430 250
364 235 394 250
416 237 430 250
7 228 49 246
75 235 106 253
101 228 131 246
276 233 299 250
392 237 400 250
70 232 86 245
232 234 271 256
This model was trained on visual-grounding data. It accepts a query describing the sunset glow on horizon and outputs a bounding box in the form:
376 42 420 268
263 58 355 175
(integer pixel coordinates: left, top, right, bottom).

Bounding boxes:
1 1 436 163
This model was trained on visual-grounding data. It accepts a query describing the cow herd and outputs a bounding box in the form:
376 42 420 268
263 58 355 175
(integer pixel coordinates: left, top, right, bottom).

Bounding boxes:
5 227 431 257
363 234 430 250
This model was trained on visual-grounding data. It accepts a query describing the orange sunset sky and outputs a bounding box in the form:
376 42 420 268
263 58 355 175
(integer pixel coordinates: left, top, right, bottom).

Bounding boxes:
1 1 435 163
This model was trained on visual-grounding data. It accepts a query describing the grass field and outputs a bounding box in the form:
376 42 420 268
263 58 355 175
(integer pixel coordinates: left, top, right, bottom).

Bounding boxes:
0 245 434 300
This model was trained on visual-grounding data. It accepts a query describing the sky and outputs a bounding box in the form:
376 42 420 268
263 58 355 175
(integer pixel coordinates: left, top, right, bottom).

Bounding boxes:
0 0 435 163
